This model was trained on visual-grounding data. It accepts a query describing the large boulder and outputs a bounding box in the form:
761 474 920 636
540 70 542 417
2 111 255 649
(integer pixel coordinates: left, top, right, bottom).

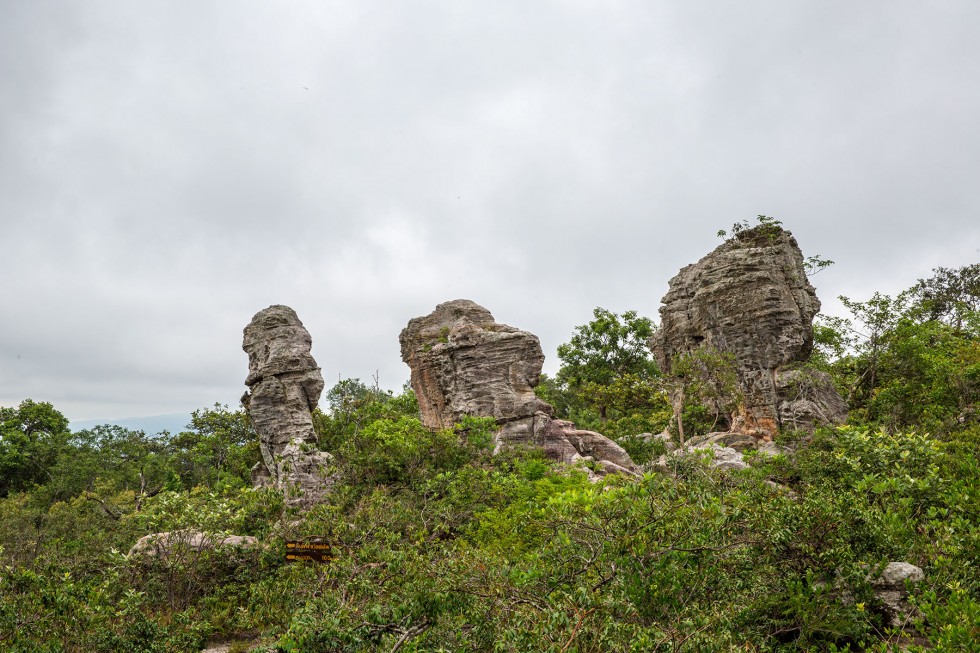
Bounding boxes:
242 305 333 507
128 529 259 560
400 300 636 475
651 226 846 440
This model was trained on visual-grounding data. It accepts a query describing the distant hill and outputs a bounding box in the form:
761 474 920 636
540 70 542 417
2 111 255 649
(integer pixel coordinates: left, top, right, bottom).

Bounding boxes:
70 413 192 435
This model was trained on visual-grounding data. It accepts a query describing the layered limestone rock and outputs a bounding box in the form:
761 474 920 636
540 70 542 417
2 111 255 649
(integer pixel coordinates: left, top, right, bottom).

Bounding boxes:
400 300 636 475
242 305 333 507
651 226 846 439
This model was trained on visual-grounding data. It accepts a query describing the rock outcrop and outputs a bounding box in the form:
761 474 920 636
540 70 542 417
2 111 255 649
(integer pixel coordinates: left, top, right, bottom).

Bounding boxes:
776 367 849 433
128 529 259 560
400 300 636 475
651 226 846 439
871 562 924 628
242 305 333 507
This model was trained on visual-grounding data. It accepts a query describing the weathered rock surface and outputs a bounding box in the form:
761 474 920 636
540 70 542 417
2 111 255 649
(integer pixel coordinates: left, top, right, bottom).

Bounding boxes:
400 300 636 475
871 562 925 628
128 529 259 560
242 305 333 507
636 431 678 453
650 431 791 473
776 368 849 433
651 226 846 439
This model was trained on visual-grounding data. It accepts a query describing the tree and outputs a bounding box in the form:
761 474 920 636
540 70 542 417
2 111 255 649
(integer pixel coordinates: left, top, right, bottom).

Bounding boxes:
0 400 71 496
170 404 258 490
555 308 660 421
314 378 419 452
908 263 980 330
819 267 980 432
666 345 740 444
836 292 908 409
61 424 176 513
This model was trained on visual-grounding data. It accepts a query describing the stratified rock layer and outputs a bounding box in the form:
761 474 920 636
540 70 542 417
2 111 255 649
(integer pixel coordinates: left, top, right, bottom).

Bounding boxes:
651 226 846 439
400 300 636 475
242 305 332 506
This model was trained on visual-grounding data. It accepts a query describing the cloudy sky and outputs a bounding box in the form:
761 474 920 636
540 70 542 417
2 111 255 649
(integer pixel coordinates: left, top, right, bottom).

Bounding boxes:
3 1 978 428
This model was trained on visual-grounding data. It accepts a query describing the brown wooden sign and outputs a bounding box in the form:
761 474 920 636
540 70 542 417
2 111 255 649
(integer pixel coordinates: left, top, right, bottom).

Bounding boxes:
285 540 333 563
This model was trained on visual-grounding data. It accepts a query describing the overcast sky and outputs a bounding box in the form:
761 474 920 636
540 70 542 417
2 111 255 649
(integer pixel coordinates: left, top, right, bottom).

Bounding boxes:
3 1 979 427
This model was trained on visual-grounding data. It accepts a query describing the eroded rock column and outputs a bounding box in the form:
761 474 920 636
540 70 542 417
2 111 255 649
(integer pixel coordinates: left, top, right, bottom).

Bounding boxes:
242 305 332 507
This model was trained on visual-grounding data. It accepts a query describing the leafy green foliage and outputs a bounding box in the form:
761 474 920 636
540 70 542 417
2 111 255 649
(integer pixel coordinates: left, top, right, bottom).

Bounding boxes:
170 404 259 491
819 264 979 434
1 263 978 650
545 308 670 444
716 214 784 242
555 307 659 390
314 378 419 453
1 389 977 650
0 399 72 497
668 344 742 442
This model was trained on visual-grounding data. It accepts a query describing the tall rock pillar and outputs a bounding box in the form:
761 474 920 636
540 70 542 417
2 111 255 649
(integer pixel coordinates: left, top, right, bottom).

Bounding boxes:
242 305 332 507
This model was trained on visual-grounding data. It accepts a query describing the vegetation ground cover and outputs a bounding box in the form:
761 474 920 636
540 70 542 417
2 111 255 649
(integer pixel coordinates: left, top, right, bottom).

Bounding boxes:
1 261 977 651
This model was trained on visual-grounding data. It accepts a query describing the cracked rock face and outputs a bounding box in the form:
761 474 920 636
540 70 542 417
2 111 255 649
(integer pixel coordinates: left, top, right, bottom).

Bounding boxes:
242 305 332 507
400 300 636 475
651 226 845 439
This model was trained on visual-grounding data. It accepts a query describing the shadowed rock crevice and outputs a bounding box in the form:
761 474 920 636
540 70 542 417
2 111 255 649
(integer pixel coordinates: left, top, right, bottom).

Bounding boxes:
400 300 636 475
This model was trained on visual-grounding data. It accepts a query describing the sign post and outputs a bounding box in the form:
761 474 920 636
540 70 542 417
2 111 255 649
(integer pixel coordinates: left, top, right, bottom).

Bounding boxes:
285 539 333 563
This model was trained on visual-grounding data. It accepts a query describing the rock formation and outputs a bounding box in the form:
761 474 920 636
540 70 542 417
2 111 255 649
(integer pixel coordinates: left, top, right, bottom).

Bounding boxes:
871 562 924 628
400 300 636 475
242 305 333 507
128 529 259 560
775 367 849 433
651 225 846 439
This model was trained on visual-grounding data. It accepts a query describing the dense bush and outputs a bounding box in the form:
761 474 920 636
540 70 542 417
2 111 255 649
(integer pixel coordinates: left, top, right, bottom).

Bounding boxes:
0 263 977 650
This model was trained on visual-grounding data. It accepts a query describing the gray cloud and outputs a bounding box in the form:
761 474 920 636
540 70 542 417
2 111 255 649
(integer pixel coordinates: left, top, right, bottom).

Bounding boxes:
2 1 978 422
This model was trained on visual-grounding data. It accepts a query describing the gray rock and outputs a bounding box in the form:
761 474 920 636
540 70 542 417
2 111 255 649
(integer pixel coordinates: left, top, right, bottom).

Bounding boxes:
693 444 749 470
528 413 636 474
776 368 849 433
686 431 759 452
756 441 788 457
649 429 785 472
400 300 636 474
399 300 552 430
871 562 925 628
651 225 846 440
128 529 259 560
638 431 678 453
242 305 333 507
651 443 749 472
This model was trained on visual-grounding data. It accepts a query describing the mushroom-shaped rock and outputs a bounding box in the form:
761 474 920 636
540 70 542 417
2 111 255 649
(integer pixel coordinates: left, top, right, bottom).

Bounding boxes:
651 226 846 440
400 300 636 475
